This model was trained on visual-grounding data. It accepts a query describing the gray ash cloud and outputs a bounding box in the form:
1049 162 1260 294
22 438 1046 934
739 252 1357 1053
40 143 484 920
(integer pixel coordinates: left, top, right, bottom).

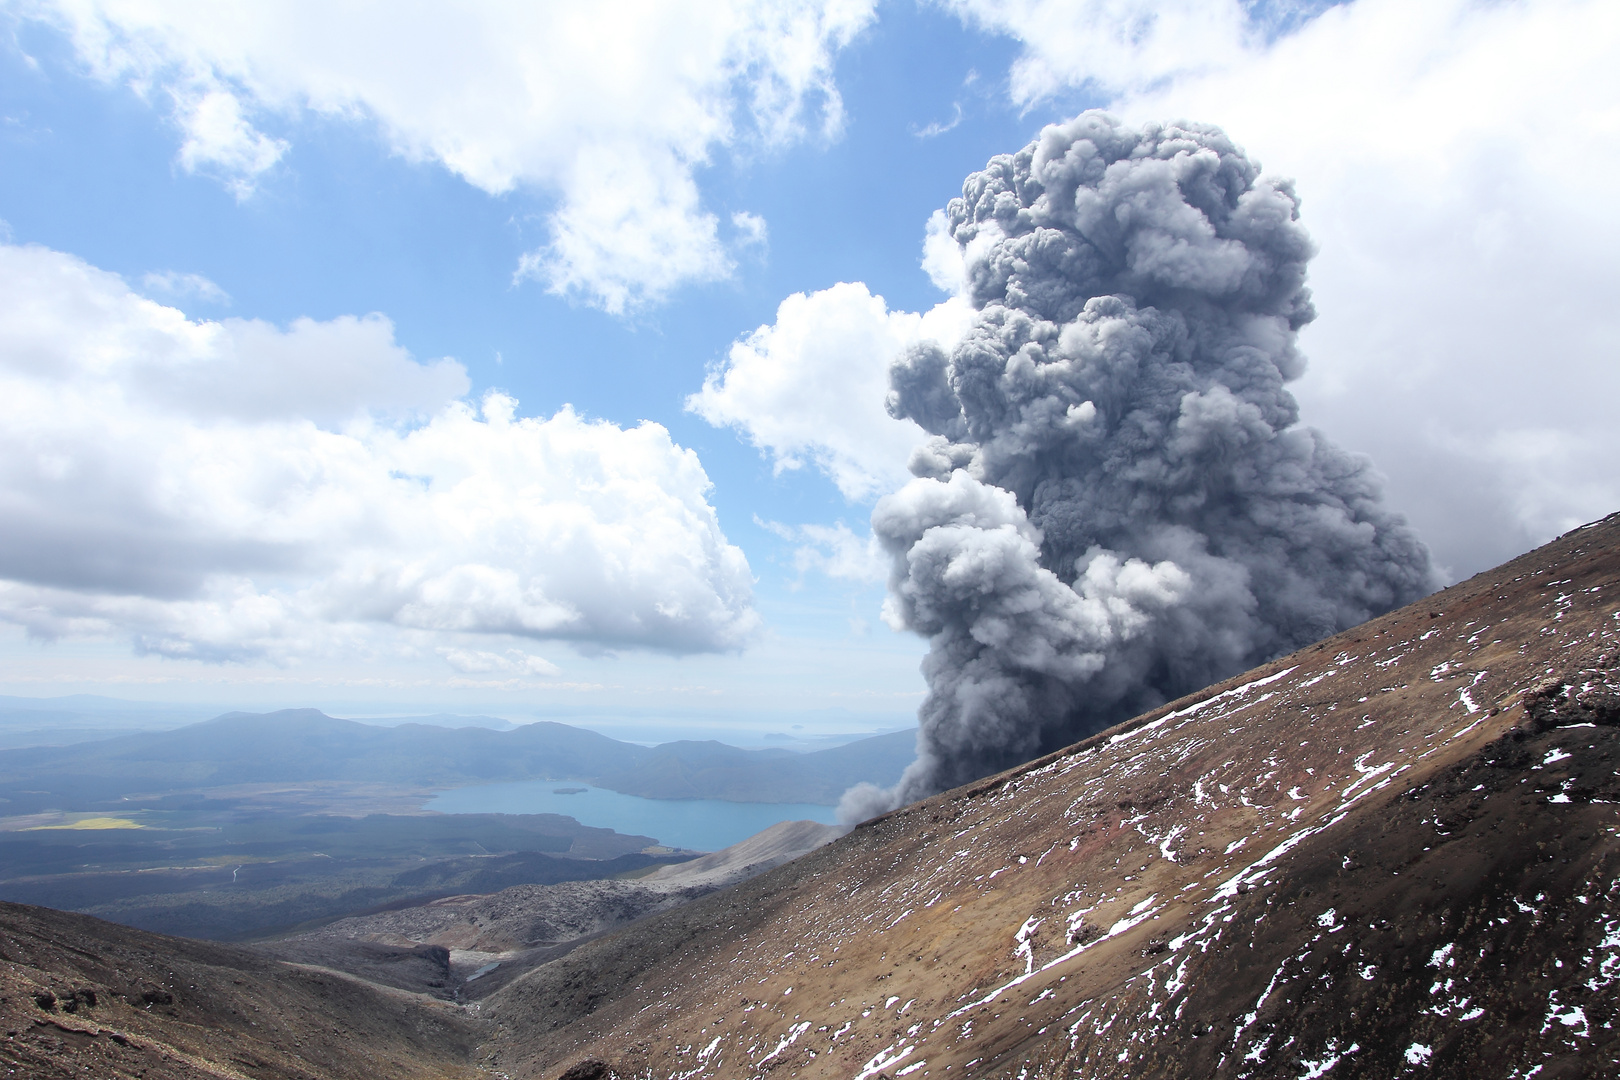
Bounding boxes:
840 113 1434 823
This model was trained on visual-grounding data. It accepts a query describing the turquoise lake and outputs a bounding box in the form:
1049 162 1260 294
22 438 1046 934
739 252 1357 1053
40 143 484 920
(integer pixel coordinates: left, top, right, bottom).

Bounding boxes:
425 781 838 852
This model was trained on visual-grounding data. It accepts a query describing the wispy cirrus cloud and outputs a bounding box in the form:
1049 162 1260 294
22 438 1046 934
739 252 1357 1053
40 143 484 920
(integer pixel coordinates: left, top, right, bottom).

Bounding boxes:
140 269 230 306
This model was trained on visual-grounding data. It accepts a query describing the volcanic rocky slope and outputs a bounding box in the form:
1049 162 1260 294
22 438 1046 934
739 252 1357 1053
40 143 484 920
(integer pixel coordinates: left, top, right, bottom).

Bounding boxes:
484 514 1620 1080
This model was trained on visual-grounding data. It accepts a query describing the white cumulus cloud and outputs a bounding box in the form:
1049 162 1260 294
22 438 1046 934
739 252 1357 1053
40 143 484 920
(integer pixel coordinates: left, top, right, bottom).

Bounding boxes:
21 0 876 312
689 281 973 501
941 0 1620 576
0 241 758 664
940 0 1262 101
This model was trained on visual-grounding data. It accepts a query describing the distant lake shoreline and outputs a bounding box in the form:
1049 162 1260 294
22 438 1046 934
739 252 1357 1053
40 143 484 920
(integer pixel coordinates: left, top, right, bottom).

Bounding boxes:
424 781 838 852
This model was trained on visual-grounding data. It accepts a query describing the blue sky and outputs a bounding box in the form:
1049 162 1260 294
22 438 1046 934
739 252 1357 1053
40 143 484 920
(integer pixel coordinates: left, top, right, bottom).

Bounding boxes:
0 0 1614 738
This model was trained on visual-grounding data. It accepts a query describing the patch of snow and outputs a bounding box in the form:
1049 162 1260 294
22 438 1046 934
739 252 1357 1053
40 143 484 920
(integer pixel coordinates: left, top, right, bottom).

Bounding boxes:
756 1021 810 1066
854 1043 914 1080
1298 1039 1357 1078
1155 667 1299 729
948 901 1165 1020
1541 999 1589 1038
1233 963 1287 1046
1110 716 1170 746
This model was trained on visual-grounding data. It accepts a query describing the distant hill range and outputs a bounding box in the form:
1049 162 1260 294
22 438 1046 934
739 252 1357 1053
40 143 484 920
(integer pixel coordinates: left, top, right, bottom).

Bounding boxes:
0 713 911 942
0 714 918 812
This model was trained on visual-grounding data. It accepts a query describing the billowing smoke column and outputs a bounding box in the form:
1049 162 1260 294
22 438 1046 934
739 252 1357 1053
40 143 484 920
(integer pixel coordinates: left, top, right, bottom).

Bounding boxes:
840 114 1434 823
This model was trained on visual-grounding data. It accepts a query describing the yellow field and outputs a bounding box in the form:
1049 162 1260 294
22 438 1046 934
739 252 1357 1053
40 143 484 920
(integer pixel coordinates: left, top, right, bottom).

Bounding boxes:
26 816 144 830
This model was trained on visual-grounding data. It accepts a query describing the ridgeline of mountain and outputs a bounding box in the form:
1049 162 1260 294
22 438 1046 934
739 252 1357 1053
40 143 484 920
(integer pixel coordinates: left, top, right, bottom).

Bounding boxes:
0 717 918 811
4 512 1618 1079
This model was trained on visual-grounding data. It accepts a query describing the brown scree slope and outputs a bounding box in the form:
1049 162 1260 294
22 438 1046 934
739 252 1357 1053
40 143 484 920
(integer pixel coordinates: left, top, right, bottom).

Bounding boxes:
484 513 1620 1080
0 898 483 1080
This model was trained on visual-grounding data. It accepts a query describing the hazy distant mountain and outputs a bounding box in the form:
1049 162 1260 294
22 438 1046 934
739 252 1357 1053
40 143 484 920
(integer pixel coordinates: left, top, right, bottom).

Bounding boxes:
0 713 916 812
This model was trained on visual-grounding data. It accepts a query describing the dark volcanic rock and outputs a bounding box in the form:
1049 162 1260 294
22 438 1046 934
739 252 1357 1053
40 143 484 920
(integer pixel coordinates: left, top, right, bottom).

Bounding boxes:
558 1059 613 1080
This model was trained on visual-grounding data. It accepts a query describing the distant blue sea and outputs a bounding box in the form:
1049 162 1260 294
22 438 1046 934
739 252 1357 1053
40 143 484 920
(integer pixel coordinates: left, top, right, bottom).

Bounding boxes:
424 782 837 852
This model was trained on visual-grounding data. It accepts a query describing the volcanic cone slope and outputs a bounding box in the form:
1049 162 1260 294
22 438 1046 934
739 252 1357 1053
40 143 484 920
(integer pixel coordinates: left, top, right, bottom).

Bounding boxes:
486 513 1620 1080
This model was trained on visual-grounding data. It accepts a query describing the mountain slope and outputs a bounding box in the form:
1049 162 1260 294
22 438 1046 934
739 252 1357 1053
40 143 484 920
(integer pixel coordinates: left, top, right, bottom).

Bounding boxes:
0 900 482 1080
481 514 1620 1080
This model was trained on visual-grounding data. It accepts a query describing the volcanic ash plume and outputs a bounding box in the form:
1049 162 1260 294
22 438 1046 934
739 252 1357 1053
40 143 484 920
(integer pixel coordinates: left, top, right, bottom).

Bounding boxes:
839 114 1435 824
